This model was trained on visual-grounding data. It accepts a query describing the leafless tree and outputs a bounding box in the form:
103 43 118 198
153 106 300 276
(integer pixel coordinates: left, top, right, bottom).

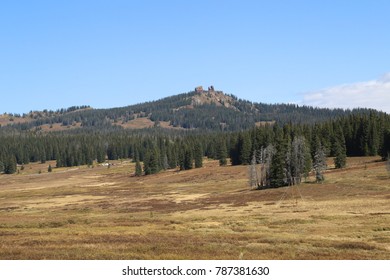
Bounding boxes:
249 144 275 189
249 151 258 189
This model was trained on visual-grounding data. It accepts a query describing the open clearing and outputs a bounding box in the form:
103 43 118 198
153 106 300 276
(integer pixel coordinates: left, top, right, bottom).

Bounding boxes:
0 157 389 259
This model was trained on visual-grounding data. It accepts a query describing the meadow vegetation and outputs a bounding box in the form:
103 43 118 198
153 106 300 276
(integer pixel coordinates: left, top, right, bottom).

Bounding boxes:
0 157 389 259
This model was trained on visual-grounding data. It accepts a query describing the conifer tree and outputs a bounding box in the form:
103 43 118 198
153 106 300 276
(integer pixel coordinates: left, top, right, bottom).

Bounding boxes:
194 142 203 168
4 155 17 174
313 143 327 183
183 147 193 170
239 132 252 165
333 125 347 168
143 148 160 175
162 153 169 170
217 140 228 166
269 127 287 187
269 147 286 187
178 147 185 171
381 129 390 160
135 160 142 176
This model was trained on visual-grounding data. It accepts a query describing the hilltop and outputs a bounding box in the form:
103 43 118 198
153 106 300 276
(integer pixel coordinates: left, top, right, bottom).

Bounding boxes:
0 86 375 133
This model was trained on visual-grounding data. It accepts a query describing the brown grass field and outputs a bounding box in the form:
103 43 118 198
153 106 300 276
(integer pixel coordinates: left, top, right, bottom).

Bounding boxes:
0 157 389 260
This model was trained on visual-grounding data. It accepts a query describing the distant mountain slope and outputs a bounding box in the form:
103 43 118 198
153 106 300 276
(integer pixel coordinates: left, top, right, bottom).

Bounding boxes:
0 87 380 132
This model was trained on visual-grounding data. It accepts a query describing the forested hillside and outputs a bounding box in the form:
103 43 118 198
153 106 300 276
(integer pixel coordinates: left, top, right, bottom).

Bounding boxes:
1 88 376 132
1 90 390 189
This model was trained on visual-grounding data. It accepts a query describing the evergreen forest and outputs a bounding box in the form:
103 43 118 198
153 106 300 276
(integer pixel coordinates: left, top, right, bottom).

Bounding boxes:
1 91 390 189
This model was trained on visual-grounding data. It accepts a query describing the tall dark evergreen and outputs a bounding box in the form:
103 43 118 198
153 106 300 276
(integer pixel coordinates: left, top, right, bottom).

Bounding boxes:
183 147 193 170
313 143 327 183
4 155 17 174
135 160 142 176
381 129 390 160
1 99 390 181
217 139 228 166
143 148 160 175
333 125 347 169
231 132 252 165
194 142 203 168
269 127 287 187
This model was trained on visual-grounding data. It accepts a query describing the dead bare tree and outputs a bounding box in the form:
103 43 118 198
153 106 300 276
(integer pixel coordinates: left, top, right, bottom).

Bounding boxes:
290 136 308 185
249 151 258 189
249 145 275 189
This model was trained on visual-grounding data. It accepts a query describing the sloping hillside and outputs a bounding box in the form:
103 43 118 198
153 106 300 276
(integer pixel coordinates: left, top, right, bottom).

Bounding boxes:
1 87 379 132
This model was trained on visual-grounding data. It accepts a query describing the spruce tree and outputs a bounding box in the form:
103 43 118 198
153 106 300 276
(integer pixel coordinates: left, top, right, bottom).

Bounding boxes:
217 140 228 166
313 143 327 183
143 151 151 175
269 147 286 187
135 160 142 176
380 129 390 160
48 164 52 172
144 148 160 175
178 147 185 171
4 155 17 174
184 147 193 170
269 127 287 188
333 125 347 168
194 142 203 168
238 132 252 165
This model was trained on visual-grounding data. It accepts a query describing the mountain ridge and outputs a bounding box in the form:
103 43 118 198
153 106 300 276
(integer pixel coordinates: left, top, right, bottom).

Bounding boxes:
0 87 383 132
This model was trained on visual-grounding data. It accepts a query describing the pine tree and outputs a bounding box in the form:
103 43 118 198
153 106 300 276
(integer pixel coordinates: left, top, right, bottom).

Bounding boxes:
162 153 169 170
194 142 203 168
333 125 347 169
143 151 151 175
40 148 46 164
269 127 287 188
238 132 252 165
4 155 17 174
96 146 106 163
334 141 347 168
48 164 52 172
183 147 193 170
380 129 390 160
135 160 142 176
217 140 228 166
143 148 160 175
178 147 185 171
313 143 327 183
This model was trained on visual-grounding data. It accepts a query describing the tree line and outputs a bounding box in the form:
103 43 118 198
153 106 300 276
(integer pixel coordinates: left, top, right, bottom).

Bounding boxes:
3 90 380 132
1 111 390 188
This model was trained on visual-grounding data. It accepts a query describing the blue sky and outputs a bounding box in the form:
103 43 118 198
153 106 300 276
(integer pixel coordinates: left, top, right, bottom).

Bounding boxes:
1 0 390 114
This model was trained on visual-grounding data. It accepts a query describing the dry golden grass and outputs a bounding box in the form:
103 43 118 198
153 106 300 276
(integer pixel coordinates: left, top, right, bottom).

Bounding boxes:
0 157 389 259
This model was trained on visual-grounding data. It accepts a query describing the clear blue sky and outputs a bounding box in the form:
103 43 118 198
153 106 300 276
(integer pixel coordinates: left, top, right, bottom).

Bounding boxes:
1 0 390 114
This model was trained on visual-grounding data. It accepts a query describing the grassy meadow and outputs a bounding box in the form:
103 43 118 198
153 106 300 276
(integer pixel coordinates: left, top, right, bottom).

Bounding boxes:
0 157 389 259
